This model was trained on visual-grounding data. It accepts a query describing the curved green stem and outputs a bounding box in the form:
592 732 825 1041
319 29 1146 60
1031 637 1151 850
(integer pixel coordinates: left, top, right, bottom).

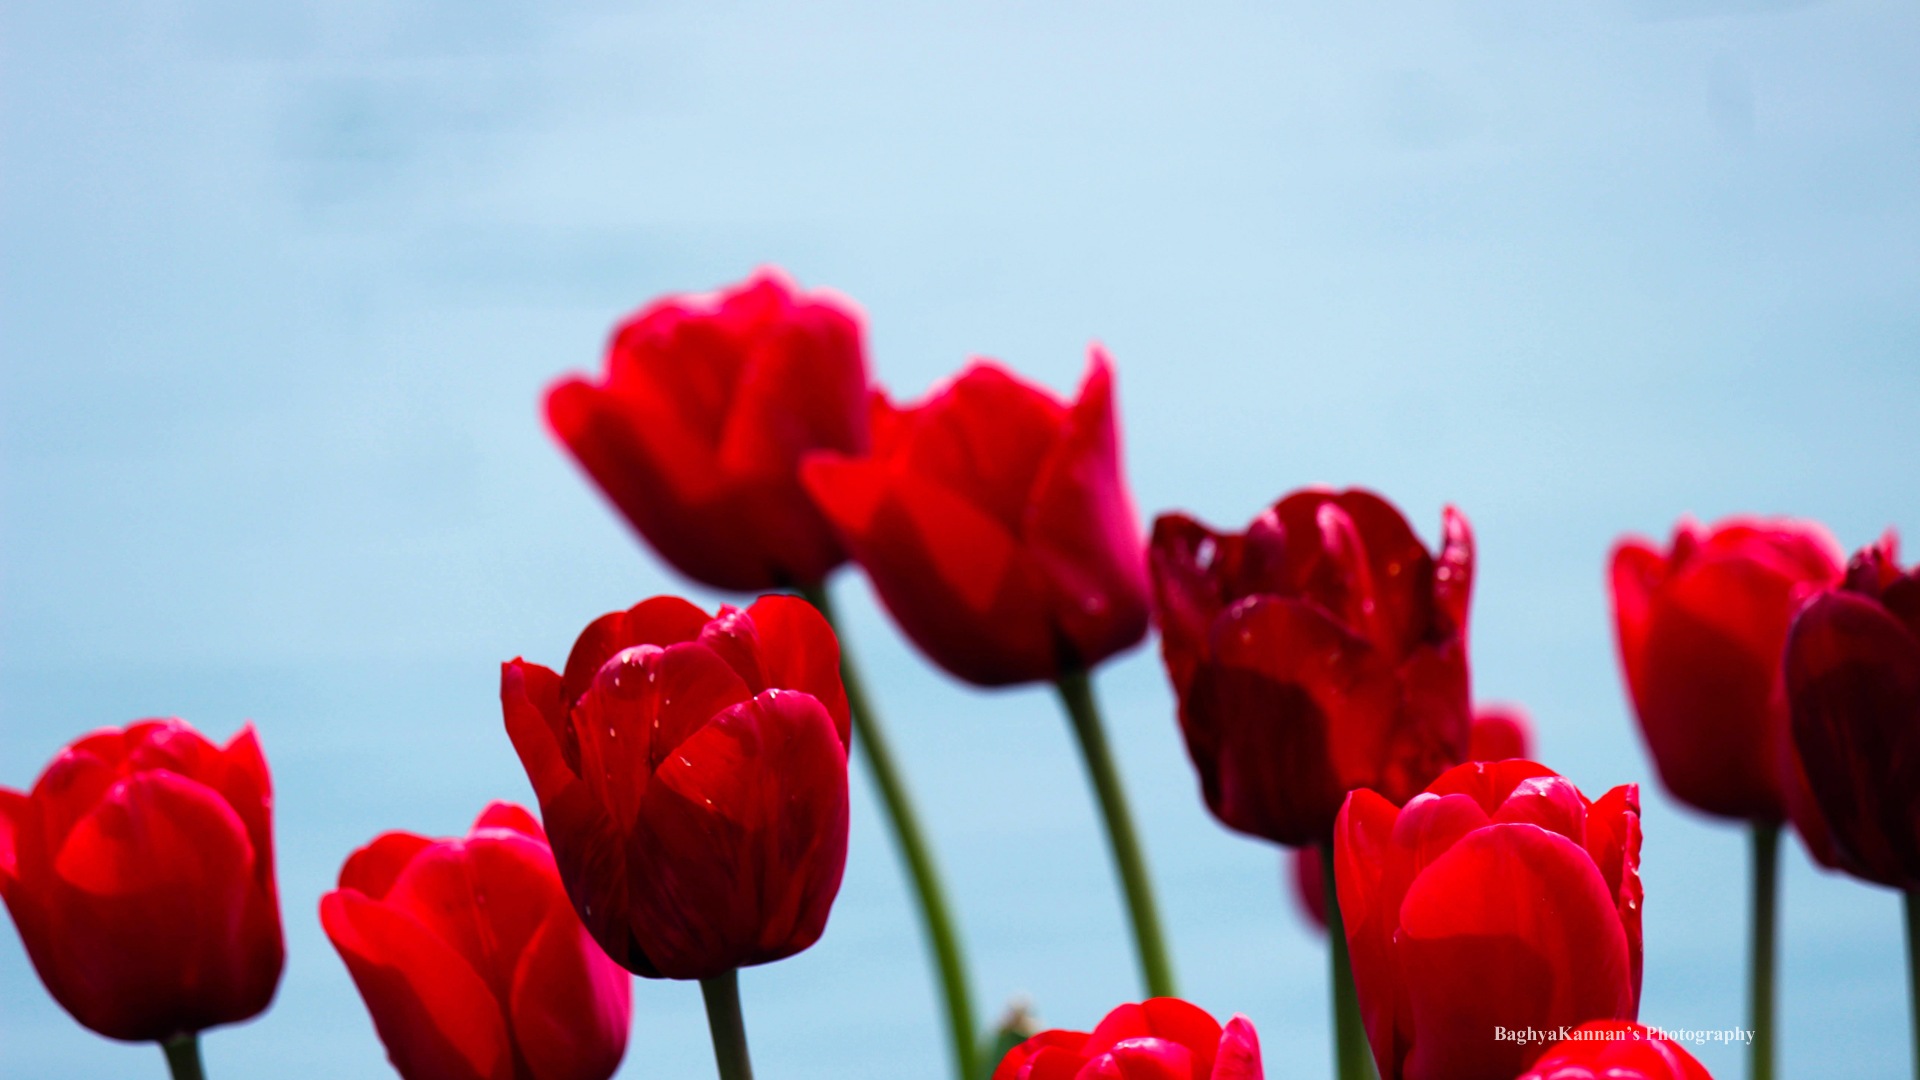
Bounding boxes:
1905 890 1919 1080
160 1035 205 1080
799 582 980 1080
1750 822 1779 1080
1054 669 1177 998
1319 842 1373 1080
700 970 754 1080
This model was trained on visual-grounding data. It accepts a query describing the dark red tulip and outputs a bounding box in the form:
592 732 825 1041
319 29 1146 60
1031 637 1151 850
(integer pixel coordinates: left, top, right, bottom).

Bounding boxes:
1610 517 1843 823
1334 760 1642 1080
322 803 631 1080
800 348 1150 687
1785 533 1920 890
0 719 283 1042
1149 488 1474 847
992 998 1263 1080
501 595 851 980
546 269 870 591
1293 705 1534 929
1516 1022 1712 1080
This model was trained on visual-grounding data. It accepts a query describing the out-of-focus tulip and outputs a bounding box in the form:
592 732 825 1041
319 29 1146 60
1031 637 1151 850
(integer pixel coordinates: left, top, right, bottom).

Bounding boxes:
1516 1022 1713 1080
1334 760 1642 1080
501 595 851 980
800 348 1149 687
546 269 870 592
0 719 283 1042
992 998 1263 1080
1149 488 1474 847
1785 533 1920 890
1610 517 1843 824
1293 704 1535 930
322 803 631 1080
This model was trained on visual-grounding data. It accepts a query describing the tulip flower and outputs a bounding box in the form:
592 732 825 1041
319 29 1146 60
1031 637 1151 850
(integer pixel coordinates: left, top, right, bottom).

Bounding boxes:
1516 1022 1712 1080
502 594 851 1080
1784 533 1920 1080
321 803 631 1080
546 268 869 592
1334 759 1643 1080
993 998 1263 1080
1610 515 1842 1080
804 348 1172 999
1292 705 1535 931
0 719 283 1078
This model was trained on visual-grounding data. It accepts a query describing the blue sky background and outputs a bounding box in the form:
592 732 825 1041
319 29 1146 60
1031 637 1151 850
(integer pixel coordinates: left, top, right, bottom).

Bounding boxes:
3 1 1917 1077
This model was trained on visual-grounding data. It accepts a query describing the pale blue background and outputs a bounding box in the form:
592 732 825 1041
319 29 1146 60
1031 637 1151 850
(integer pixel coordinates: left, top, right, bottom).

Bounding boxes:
3 1 1917 1077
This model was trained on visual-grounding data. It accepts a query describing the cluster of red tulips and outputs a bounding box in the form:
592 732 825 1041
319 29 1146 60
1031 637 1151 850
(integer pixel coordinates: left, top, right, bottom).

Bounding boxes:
4 268 1916 1080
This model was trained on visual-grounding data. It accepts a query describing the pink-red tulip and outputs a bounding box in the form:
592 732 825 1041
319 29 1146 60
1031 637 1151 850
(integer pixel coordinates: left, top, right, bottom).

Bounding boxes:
1610 517 1842 824
501 595 851 980
0 719 283 1042
992 998 1263 1080
1516 1022 1713 1080
1335 760 1642 1080
321 803 631 1080
1150 488 1474 847
546 269 870 591
1785 533 1920 890
800 348 1149 686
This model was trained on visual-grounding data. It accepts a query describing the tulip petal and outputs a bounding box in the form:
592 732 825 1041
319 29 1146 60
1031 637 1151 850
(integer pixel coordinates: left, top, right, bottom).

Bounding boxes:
474 802 546 841
339 832 433 900
994 1030 1089 1080
724 595 852 744
1213 1016 1264 1080
1083 998 1222 1069
508 909 632 1080
321 890 512 1080
1147 513 1230 696
1582 785 1644 1006
894 361 1066 531
1335 788 1407 1076
1080 1038 1195 1080
561 597 714 710
503 660 578 801
0 788 25 890
384 830 563 1002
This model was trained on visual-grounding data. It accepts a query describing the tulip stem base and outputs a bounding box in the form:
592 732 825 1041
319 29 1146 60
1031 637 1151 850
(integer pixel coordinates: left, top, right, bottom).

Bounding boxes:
1056 669 1177 999
1750 821 1779 1080
701 970 754 1080
1320 842 1375 1080
799 581 980 1080
1905 890 1920 1080
160 1035 205 1080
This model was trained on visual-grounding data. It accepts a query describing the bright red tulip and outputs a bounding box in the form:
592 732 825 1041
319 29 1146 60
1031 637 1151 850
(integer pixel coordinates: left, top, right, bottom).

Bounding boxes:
1610 517 1843 823
0 719 283 1042
1516 1022 1713 1080
1293 705 1534 929
546 269 870 591
321 803 631 1080
1785 533 1920 890
800 348 1150 686
501 595 851 980
1149 488 1474 847
992 998 1263 1080
1334 760 1642 1080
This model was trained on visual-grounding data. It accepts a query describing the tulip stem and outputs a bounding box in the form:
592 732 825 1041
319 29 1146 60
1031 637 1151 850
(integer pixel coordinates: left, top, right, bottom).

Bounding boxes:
1905 890 1920 1080
700 970 754 1080
1320 842 1375 1080
1055 669 1177 998
799 581 981 1080
160 1035 205 1080
1750 821 1779 1080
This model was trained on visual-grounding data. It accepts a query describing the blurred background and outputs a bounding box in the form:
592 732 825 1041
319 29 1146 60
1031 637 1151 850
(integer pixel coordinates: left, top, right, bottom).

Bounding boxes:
3 0 1917 1076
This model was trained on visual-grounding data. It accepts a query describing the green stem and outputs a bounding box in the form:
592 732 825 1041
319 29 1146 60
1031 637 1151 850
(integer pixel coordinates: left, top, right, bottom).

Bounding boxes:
1054 669 1177 998
1905 890 1919 1080
799 581 980 1080
700 970 754 1080
1750 822 1779 1080
1320 842 1373 1080
160 1034 205 1080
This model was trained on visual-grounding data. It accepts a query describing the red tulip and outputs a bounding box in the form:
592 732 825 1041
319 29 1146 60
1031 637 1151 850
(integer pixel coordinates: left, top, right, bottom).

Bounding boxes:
1610 517 1843 823
545 269 870 591
0 719 283 1042
1785 533 1920 890
501 595 851 980
1515 1022 1712 1080
992 998 1263 1080
800 348 1150 686
321 803 632 1080
1149 488 1474 847
1293 705 1534 929
1334 760 1642 1080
